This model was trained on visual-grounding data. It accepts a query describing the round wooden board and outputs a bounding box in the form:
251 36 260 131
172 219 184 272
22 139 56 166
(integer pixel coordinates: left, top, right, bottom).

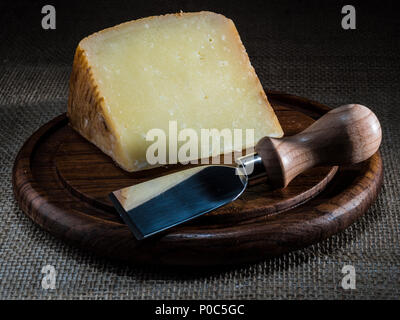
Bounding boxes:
12 92 383 266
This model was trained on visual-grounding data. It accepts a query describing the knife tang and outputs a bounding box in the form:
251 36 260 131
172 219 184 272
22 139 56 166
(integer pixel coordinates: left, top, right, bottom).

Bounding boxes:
236 153 266 180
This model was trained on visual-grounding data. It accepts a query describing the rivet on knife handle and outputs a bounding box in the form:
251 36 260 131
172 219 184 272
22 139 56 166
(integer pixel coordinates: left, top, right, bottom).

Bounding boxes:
255 104 382 188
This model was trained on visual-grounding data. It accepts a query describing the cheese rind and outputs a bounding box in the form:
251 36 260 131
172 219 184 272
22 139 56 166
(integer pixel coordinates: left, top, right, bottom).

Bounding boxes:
68 47 131 169
68 11 283 172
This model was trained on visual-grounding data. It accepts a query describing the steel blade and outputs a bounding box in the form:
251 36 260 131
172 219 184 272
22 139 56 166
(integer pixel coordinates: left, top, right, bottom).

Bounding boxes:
109 165 247 239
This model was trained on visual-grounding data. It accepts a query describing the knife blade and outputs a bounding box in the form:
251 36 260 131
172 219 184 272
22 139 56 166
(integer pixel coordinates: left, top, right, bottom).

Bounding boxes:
109 164 252 240
110 104 382 240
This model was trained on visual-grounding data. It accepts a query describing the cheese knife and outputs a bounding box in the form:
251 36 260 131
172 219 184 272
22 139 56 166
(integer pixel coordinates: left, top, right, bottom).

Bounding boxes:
109 104 382 240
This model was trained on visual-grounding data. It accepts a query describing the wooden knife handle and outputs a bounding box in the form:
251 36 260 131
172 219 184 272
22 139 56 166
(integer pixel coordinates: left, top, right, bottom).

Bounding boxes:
255 104 382 188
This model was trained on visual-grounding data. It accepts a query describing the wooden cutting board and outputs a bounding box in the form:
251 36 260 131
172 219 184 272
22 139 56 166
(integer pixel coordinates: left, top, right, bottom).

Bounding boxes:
12 92 383 266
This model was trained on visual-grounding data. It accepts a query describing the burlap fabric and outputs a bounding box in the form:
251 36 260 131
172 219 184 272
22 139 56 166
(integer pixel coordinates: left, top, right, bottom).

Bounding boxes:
0 0 399 299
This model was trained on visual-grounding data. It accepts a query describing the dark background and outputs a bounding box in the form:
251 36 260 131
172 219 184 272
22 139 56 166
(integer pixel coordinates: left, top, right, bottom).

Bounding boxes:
0 0 399 299
1 0 399 109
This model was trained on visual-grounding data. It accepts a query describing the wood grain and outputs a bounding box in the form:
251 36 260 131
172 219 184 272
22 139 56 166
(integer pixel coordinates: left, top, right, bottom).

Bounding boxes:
256 104 382 188
12 92 383 266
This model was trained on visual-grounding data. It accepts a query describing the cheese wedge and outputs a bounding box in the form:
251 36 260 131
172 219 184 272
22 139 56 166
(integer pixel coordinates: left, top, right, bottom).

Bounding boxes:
68 11 283 171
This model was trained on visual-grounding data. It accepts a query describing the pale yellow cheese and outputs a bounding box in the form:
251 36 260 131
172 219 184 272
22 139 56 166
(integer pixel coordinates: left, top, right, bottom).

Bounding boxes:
68 11 283 172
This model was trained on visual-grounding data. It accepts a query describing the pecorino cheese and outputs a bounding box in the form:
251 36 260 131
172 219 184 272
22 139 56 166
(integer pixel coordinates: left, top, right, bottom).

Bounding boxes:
68 11 283 172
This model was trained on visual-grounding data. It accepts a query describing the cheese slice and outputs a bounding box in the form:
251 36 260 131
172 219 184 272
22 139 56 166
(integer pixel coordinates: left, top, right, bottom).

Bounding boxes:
67 11 283 172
